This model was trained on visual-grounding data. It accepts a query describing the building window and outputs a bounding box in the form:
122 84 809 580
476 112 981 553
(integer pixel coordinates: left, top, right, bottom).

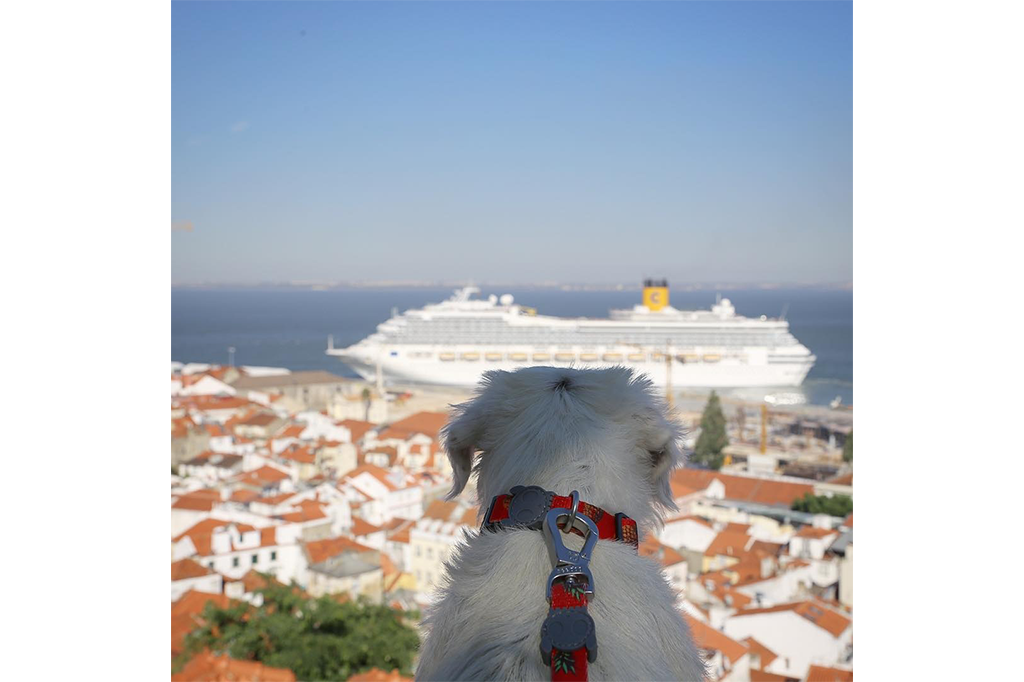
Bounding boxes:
232 557 239 568
270 551 277 561
252 554 259 565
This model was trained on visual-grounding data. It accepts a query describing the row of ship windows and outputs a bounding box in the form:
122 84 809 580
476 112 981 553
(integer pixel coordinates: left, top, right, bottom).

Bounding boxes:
393 333 792 347
401 351 744 364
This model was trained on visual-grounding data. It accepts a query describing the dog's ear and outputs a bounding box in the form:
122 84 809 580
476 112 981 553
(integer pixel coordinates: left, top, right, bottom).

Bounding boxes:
644 416 683 513
651 436 682 512
441 398 487 500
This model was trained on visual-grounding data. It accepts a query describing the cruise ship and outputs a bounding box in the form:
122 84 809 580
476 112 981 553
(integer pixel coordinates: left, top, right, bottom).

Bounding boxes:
327 280 815 389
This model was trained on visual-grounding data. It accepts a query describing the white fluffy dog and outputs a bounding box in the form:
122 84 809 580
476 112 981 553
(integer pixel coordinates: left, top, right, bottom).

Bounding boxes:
416 366 706 681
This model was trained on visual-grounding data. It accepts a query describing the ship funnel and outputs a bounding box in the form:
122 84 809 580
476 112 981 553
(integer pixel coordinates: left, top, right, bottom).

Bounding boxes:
642 278 669 311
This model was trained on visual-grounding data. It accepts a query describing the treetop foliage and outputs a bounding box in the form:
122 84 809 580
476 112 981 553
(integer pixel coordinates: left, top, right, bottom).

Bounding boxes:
692 390 729 470
791 492 853 518
175 576 419 682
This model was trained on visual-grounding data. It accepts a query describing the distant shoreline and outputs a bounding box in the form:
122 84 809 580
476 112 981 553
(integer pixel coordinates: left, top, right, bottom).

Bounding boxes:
171 281 854 292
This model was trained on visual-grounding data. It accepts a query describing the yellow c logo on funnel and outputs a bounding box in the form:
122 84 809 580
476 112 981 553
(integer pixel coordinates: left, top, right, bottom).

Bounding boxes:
643 286 669 311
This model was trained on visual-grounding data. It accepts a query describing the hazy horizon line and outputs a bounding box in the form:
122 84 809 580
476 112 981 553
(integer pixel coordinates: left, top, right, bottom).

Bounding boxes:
172 279 853 291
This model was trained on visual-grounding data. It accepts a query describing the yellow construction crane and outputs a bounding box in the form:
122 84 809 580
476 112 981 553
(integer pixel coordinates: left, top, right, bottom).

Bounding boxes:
760 402 768 455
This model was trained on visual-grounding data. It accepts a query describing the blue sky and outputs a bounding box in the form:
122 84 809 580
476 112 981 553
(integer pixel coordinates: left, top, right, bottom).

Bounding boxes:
172 1 851 285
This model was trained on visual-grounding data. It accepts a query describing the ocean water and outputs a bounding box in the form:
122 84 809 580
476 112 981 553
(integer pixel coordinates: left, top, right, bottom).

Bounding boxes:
172 287 852 407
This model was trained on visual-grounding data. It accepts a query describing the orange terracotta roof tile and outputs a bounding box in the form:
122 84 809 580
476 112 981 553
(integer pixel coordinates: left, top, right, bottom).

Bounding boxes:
750 669 795 682
173 496 219 512
376 411 449 441
338 420 376 442
421 499 459 522
672 469 814 507
722 560 764 584
742 637 778 668
304 536 376 565
670 480 701 499
700 571 733 589
805 665 854 682
172 650 296 681
179 488 222 500
351 517 384 536
684 615 748 665
639 536 687 568
279 504 327 523
364 445 399 466
230 489 260 503
343 464 416 492
795 526 839 540
713 585 753 609
278 444 317 465
260 527 277 547
241 412 282 427
379 553 398 578
705 531 754 558
277 424 306 439
173 519 258 556
734 600 852 638
751 540 786 557
256 492 295 506
171 558 215 582
458 505 480 526
233 465 290 487
388 526 412 544
171 591 236 656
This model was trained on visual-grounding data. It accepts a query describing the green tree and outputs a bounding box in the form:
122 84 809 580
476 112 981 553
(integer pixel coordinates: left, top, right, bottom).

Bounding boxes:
791 493 853 517
842 430 853 463
175 577 419 681
692 391 729 470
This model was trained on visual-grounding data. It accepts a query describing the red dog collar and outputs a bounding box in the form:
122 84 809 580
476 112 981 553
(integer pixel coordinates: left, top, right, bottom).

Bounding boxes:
481 486 639 681
482 485 639 547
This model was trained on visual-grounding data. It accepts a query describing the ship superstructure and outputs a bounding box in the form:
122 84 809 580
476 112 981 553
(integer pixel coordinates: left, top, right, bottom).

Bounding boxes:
327 281 815 389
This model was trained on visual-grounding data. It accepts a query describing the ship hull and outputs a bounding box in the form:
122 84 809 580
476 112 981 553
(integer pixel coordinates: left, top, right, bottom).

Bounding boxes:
332 346 814 389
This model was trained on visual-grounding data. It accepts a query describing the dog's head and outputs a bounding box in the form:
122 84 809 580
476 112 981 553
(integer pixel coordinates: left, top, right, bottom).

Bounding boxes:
442 366 684 528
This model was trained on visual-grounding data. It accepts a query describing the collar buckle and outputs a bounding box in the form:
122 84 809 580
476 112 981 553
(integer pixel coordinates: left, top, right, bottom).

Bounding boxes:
543 501 598 601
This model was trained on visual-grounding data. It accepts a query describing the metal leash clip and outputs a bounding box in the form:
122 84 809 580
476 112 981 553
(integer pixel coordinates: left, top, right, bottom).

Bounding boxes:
540 498 600 667
543 501 598 602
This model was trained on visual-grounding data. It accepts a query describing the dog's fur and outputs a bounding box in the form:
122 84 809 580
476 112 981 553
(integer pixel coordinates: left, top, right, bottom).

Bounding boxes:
416 366 706 681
